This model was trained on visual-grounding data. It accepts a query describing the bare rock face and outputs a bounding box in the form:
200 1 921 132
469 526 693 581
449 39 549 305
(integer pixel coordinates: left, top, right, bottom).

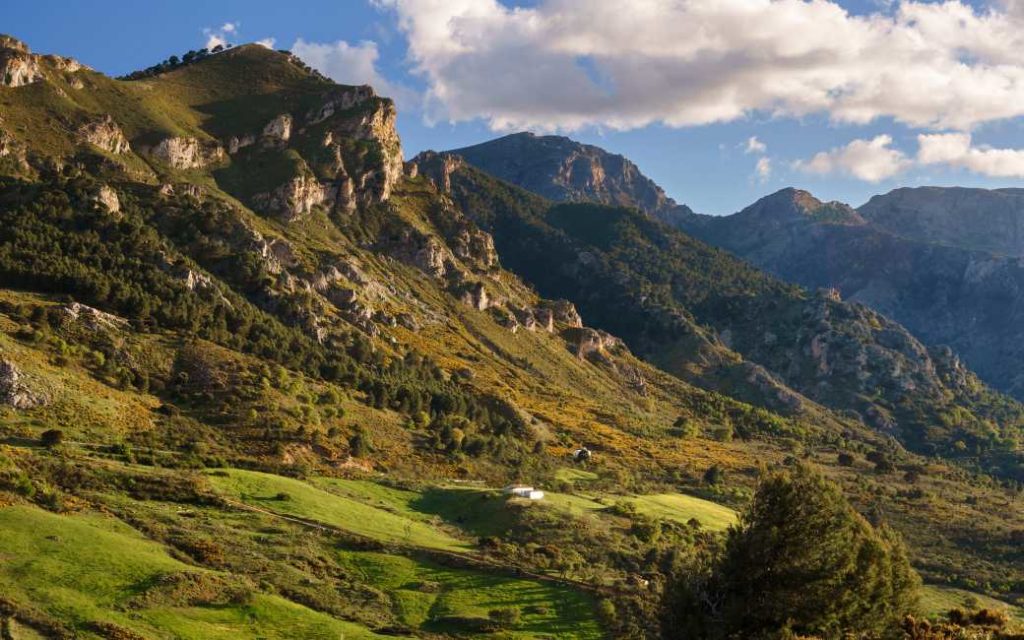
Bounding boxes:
389 229 455 280
253 173 332 221
0 36 43 87
318 94 403 206
227 134 256 155
305 85 375 124
93 185 120 214
0 128 29 172
78 115 130 154
449 224 497 270
459 282 491 310
158 183 203 200
261 114 292 146
0 359 47 409
407 151 464 193
147 136 225 169
565 327 622 360
534 307 555 332
540 299 583 328
61 302 129 330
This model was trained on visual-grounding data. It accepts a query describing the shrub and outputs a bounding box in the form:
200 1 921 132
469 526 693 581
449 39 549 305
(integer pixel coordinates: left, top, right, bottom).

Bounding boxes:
488 607 521 628
39 429 64 448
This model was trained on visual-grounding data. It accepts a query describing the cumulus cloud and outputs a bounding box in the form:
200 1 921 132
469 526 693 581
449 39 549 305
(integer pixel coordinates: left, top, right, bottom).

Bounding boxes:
255 37 277 49
796 135 910 182
745 136 767 155
290 38 418 108
755 156 773 181
917 133 1024 178
203 23 238 49
376 0 1024 132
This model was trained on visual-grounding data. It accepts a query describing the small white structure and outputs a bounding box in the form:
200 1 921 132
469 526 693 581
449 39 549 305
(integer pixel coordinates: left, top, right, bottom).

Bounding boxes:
503 484 545 500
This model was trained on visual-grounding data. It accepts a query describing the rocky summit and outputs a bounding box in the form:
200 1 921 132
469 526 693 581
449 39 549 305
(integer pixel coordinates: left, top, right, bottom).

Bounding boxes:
0 33 1021 640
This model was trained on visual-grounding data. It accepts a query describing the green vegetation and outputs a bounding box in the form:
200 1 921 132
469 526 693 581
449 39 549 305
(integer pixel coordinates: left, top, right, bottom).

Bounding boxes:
920 585 1023 622
337 550 603 638
207 469 470 551
668 464 920 639
0 504 392 639
623 493 737 531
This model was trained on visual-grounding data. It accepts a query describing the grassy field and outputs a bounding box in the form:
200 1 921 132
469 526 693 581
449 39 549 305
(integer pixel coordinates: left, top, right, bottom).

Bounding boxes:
206 469 471 552
623 493 738 531
315 475 738 535
0 504 395 639
337 550 604 639
920 584 1024 622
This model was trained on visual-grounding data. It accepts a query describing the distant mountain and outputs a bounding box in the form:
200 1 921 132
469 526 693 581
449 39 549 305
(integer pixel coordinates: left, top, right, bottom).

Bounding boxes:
860 186 1024 256
683 187 1024 403
450 132 697 226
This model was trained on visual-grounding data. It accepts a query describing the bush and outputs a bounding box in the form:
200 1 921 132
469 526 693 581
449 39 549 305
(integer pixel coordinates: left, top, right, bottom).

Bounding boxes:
488 607 521 628
39 429 64 448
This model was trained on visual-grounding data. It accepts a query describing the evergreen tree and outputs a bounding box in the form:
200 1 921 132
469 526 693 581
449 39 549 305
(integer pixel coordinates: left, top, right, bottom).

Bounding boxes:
667 464 920 639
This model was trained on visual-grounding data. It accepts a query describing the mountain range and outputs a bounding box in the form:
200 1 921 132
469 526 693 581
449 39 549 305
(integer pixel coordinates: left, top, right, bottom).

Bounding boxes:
0 35 1021 639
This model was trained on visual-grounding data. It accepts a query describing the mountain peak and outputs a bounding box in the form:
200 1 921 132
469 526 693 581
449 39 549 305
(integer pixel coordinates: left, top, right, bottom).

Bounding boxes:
447 132 695 224
740 187 864 225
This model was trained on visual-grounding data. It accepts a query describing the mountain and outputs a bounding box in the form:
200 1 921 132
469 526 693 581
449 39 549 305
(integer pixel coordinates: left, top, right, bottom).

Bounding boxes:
0 36 1022 638
681 187 1024 404
450 132 697 227
429 148 1023 472
860 186 1024 256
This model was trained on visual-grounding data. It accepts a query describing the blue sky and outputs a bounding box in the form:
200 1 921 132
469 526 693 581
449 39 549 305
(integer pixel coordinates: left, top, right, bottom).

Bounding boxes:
7 0 1024 214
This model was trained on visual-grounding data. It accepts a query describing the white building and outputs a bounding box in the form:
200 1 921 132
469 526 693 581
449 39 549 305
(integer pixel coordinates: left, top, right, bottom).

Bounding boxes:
503 484 545 500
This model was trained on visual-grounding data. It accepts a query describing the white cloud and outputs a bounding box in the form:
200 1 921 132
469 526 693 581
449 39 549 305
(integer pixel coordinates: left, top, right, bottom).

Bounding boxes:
745 136 767 155
796 135 910 182
755 156 772 181
203 23 241 50
255 37 277 49
917 132 1024 178
290 38 417 108
376 0 1024 132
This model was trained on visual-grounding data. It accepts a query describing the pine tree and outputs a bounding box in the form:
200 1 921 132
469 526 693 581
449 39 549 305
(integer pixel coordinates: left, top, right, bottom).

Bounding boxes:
667 464 920 639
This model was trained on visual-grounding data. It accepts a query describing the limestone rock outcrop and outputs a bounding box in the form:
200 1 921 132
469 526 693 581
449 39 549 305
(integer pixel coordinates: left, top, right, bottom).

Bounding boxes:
253 173 331 221
94 185 120 214
146 136 224 169
78 115 131 154
0 36 43 87
0 359 47 409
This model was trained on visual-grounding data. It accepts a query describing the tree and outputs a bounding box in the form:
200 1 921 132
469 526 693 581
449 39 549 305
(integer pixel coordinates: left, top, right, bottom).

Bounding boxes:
703 465 725 486
668 464 920 639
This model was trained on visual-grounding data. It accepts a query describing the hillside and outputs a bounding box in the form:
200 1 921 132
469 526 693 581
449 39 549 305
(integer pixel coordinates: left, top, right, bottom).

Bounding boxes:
0 36 1022 638
680 187 1024 406
416 152 1024 479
